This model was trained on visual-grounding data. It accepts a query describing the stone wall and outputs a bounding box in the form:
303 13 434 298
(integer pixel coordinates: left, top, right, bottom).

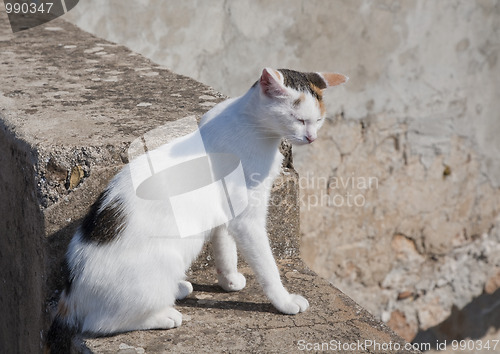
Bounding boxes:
63 0 500 343
0 122 45 354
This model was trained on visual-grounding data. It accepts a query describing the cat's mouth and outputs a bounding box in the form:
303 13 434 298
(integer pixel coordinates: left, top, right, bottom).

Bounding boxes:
287 137 313 145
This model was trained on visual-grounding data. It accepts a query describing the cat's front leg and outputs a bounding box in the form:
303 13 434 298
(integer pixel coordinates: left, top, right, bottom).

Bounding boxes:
231 221 309 315
212 226 246 292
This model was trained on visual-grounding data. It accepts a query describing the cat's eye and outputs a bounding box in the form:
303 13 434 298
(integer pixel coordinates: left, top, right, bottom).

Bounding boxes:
291 112 305 125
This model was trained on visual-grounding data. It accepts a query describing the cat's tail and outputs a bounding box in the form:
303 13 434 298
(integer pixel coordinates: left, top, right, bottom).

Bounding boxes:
44 295 78 354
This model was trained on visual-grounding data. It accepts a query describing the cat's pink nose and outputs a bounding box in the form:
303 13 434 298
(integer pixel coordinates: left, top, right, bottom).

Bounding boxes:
306 135 316 143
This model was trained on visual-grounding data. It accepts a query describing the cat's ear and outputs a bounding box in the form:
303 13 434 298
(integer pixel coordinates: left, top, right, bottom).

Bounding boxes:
259 68 287 97
318 73 349 88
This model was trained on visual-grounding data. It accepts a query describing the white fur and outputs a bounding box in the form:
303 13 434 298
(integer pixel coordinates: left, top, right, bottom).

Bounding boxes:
60 68 334 334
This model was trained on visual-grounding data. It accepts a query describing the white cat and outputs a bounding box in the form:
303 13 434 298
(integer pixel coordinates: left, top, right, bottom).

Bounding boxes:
46 68 347 352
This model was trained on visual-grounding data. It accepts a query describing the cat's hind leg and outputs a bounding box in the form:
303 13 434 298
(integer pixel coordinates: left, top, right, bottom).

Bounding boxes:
212 226 246 292
139 307 183 330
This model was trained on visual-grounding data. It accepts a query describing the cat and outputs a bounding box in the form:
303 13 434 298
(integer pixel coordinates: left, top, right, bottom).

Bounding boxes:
45 68 348 352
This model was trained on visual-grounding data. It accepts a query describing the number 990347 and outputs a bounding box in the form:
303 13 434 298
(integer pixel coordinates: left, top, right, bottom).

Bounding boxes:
5 2 54 14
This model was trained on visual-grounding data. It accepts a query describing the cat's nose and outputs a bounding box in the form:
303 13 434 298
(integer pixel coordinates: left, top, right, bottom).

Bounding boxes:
306 135 316 143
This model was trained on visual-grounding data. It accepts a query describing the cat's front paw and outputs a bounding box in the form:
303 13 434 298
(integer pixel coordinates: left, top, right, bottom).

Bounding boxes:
217 272 246 292
273 294 309 315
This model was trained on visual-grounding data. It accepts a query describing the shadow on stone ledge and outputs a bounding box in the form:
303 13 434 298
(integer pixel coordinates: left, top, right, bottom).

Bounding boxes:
413 288 500 350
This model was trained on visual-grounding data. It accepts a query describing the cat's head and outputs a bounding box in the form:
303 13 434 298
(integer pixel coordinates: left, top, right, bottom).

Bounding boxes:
254 68 348 145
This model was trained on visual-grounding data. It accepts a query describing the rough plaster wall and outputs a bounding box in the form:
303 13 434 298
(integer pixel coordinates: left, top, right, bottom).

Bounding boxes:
65 0 500 340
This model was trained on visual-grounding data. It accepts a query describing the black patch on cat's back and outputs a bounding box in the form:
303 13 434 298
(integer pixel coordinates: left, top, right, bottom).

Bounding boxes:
278 69 327 100
80 190 126 244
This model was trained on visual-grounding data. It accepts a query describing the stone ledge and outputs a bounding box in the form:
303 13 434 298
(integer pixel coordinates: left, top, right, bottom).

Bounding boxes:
75 259 419 354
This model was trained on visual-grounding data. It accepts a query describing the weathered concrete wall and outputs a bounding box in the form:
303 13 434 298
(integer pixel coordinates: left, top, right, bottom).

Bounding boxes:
0 124 45 354
65 0 500 342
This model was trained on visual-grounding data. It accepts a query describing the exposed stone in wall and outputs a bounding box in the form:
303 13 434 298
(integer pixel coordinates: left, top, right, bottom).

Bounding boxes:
295 113 500 339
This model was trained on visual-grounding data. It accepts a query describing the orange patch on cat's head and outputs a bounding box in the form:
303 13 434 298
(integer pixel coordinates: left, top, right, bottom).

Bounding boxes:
309 83 326 116
318 99 325 116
